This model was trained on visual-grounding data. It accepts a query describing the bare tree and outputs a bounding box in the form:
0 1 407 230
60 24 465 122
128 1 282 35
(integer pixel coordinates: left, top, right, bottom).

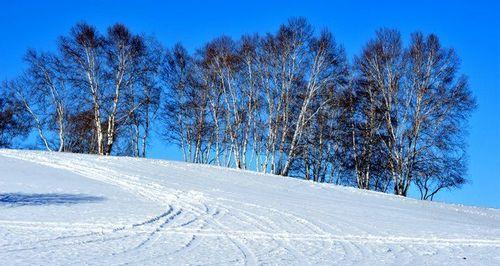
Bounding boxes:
127 41 162 158
101 24 149 155
0 86 30 148
57 23 158 155
280 26 348 176
352 29 475 196
161 44 212 163
21 50 69 151
59 23 106 154
405 32 475 198
351 29 403 191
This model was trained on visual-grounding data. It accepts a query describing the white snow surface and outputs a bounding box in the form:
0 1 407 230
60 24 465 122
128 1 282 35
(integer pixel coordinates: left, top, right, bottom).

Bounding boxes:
0 149 498 265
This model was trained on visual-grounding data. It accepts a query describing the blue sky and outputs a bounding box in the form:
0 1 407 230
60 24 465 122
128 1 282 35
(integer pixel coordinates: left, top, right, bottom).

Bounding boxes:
1 0 499 208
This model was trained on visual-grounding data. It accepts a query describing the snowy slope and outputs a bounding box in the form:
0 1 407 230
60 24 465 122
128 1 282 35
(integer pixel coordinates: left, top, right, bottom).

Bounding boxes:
0 149 498 265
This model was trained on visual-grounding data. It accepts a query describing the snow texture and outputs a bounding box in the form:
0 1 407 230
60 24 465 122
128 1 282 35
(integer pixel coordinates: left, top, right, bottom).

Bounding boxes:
0 149 498 265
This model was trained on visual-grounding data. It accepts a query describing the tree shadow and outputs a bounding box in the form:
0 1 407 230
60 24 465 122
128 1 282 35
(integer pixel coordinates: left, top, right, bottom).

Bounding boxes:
0 193 105 207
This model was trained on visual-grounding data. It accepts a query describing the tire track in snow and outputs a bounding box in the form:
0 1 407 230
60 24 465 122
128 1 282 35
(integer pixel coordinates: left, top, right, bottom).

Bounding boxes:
0 151 259 264
213 202 308 265
133 208 182 250
3 221 498 247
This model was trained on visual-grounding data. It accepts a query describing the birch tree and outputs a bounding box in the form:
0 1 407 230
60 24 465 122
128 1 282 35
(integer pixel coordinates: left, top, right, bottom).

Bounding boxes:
102 24 149 155
353 29 475 196
280 26 348 177
162 44 212 162
60 23 106 154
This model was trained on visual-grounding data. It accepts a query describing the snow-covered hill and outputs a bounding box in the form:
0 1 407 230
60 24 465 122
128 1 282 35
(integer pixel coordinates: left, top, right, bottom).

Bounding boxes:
0 149 498 265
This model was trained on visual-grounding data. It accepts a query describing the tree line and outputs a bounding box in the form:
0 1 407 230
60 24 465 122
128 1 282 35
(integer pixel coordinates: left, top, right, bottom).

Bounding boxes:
0 18 475 200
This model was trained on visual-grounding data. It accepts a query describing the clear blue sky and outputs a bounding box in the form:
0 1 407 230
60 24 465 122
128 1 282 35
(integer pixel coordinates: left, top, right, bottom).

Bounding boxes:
1 0 499 208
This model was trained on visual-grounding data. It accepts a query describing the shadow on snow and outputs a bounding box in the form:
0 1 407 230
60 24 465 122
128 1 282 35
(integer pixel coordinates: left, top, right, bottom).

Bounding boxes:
0 193 105 207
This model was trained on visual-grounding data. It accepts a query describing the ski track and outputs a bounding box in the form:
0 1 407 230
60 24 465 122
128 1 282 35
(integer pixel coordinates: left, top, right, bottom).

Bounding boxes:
0 150 499 265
